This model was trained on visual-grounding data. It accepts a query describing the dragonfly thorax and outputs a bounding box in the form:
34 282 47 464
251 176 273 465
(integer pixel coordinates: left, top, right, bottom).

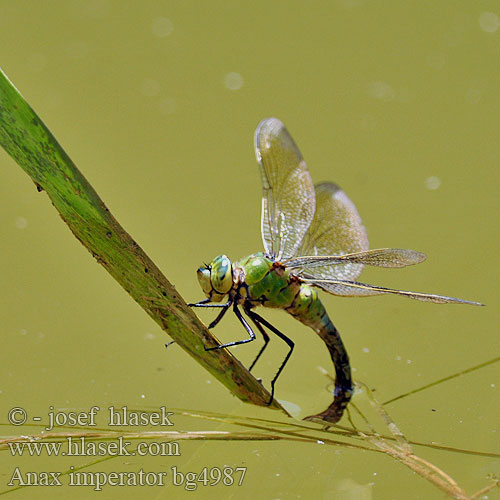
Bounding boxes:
197 254 234 302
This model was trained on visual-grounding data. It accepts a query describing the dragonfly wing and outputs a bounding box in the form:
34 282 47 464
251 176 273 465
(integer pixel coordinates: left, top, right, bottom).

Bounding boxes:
286 248 426 270
296 182 369 280
301 276 483 305
255 118 315 261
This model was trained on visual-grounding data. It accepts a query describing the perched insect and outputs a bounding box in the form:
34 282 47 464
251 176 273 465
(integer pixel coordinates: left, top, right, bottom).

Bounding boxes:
189 118 482 423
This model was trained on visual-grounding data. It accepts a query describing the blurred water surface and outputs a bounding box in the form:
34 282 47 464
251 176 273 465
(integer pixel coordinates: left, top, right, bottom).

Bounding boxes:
0 2 498 498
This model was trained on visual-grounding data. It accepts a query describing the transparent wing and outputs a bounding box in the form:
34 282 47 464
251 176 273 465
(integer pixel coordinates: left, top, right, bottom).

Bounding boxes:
286 248 426 270
301 276 483 305
255 118 315 261
295 182 369 280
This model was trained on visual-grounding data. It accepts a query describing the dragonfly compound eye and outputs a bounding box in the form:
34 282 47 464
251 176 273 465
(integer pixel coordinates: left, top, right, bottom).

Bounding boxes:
211 254 233 294
196 267 213 296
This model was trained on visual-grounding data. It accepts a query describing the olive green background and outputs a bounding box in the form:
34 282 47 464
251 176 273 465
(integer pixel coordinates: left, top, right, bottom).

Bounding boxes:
0 1 498 498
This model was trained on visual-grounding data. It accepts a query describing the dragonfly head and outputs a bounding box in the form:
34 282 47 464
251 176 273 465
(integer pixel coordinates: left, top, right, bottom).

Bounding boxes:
197 254 234 302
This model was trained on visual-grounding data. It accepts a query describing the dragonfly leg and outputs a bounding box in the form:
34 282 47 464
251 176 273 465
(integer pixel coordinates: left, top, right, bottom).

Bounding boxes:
188 298 233 328
188 298 228 307
204 302 256 351
207 300 232 329
246 314 270 373
246 310 294 405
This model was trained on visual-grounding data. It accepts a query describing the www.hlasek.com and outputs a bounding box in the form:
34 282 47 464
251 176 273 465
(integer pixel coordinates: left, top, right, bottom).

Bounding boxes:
6 406 247 490
9 435 180 457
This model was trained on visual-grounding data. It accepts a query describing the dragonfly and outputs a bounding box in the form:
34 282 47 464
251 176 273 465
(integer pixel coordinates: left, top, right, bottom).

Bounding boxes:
189 117 482 424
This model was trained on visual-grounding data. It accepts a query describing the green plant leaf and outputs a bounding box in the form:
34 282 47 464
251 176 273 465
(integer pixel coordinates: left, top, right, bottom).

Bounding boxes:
0 67 287 413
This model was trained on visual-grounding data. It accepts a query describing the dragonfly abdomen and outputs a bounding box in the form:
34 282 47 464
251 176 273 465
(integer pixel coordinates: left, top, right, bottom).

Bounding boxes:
287 284 354 423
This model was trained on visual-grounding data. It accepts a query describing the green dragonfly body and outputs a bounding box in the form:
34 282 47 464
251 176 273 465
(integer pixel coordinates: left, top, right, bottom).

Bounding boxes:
191 118 481 424
239 252 353 420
